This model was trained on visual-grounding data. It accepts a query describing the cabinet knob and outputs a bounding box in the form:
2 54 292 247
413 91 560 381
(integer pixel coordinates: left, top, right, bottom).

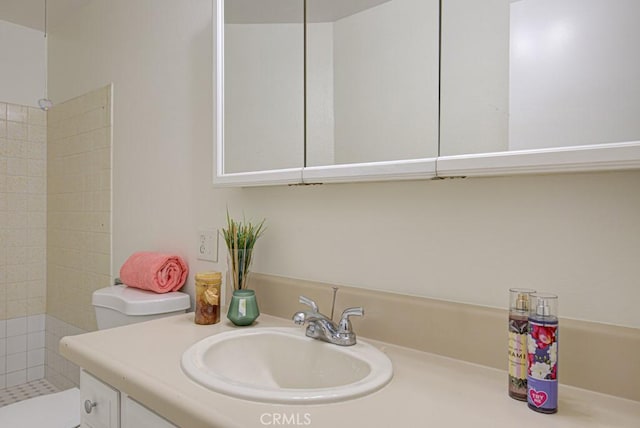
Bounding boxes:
84 399 97 414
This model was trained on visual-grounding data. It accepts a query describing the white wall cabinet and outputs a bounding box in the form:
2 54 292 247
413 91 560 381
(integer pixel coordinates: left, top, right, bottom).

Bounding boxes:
216 0 441 186
216 0 640 187
80 370 177 428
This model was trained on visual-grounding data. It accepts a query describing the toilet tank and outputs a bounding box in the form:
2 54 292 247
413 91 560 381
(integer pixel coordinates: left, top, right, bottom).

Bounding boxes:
92 285 190 329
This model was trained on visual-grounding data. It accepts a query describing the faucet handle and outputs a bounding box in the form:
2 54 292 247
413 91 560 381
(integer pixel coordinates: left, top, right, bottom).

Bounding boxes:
299 295 319 313
338 307 364 333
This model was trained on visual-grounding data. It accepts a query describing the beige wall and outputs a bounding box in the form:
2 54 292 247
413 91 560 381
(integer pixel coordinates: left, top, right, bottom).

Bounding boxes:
0 101 47 321
46 85 112 331
48 0 640 330
45 314 85 390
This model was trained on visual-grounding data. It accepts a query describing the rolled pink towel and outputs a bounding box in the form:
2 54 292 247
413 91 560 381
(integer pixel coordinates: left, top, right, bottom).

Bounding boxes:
119 252 188 293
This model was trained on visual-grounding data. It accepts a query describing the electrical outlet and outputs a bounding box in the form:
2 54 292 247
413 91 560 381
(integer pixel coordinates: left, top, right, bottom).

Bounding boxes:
197 230 218 262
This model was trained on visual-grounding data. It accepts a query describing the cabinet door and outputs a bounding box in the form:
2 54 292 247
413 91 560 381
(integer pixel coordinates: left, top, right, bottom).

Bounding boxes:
217 0 305 184
123 396 178 428
438 0 640 176
216 0 440 186
80 370 120 428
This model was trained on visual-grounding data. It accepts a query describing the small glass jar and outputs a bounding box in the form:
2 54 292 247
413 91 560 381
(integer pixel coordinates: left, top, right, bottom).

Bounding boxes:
227 289 260 326
195 271 222 325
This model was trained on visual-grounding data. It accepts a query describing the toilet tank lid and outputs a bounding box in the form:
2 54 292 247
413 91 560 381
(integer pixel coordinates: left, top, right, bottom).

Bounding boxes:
92 285 190 316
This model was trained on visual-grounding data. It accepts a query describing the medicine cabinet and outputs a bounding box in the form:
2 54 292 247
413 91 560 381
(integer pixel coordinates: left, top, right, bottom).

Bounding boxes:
215 0 640 187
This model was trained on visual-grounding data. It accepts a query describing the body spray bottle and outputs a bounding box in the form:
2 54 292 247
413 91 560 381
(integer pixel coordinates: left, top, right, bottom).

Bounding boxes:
508 288 536 400
527 293 559 413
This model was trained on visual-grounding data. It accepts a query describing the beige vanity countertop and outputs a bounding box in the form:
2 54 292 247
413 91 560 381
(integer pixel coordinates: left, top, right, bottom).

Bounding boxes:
60 313 640 428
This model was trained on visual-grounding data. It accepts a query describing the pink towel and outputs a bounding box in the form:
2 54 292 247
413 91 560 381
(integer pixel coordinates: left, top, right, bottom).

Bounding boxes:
119 252 188 293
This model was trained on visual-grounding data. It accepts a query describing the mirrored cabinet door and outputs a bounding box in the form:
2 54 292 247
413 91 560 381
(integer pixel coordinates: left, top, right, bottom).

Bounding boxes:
305 0 440 167
440 0 640 157
221 0 305 175
216 0 440 186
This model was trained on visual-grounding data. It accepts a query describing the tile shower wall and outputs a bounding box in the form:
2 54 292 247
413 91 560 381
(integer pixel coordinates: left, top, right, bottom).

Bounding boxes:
44 315 85 390
0 102 47 322
0 101 47 386
46 85 112 331
46 85 112 389
0 315 46 389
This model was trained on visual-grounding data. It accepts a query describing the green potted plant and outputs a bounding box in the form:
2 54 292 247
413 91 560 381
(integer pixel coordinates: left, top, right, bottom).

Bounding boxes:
222 212 265 326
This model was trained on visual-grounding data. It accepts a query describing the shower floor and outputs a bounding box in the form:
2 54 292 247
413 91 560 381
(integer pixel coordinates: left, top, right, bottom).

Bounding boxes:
0 379 60 407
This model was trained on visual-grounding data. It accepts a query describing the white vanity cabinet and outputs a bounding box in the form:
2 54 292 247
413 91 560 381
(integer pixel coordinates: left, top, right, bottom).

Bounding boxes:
122 396 178 428
80 370 119 428
80 370 177 428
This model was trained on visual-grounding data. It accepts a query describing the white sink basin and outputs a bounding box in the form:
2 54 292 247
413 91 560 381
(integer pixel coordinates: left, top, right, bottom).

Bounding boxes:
180 327 393 404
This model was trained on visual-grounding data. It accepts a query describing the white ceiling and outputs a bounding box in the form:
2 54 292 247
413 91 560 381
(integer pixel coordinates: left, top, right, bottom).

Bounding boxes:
1 0 393 30
0 0 92 32
226 0 392 24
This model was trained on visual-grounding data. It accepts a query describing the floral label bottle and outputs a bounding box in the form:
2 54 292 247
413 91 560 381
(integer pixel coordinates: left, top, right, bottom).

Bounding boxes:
527 293 559 414
508 288 535 400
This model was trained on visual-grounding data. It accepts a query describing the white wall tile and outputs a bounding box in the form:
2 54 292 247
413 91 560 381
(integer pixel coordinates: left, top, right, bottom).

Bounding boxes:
0 374 5 389
27 365 44 382
0 320 5 338
46 346 63 373
6 317 27 336
0 355 5 375
45 315 59 337
45 331 57 351
45 348 55 367
0 338 6 356
27 348 45 367
6 334 27 354
6 369 26 387
44 315 86 388
27 331 45 350
6 351 26 372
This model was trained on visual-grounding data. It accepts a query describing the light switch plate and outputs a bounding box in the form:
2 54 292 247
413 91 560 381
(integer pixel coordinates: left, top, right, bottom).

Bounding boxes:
197 229 218 262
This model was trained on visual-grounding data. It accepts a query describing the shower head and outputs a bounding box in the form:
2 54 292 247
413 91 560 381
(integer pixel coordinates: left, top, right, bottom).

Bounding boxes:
38 98 53 111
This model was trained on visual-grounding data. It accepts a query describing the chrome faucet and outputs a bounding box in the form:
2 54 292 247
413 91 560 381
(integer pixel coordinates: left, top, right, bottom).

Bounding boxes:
292 295 364 346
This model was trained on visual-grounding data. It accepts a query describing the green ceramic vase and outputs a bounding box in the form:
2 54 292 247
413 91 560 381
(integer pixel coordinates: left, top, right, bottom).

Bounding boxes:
227 289 260 326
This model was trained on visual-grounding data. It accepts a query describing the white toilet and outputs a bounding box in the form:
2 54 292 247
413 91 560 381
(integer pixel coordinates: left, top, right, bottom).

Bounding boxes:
92 284 191 329
0 285 190 428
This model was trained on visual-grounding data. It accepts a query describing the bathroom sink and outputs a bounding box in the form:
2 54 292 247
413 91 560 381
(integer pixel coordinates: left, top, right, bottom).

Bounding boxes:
180 327 393 404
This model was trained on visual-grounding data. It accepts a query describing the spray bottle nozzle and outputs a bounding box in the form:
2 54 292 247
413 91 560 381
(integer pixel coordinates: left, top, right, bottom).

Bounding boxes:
515 293 529 311
536 299 551 316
